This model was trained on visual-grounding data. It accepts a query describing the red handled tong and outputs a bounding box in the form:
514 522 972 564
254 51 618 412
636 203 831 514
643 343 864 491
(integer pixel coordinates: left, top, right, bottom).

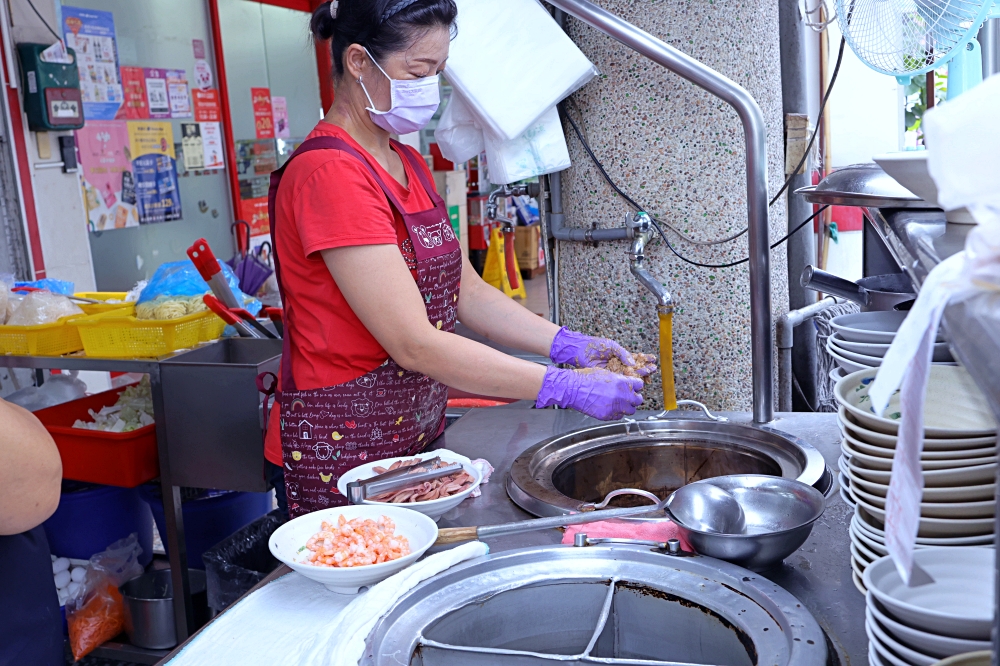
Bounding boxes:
186 238 243 310
202 294 276 339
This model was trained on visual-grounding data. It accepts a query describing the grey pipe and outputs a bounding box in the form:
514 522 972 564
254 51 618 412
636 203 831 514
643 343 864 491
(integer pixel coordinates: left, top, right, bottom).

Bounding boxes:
979 18 1000 78
547 0 773 423
776 297 839 412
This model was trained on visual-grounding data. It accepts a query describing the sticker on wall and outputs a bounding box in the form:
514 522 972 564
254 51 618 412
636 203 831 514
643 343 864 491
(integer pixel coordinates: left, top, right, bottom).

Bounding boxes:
193 59 213 91
76 120 137 231
271 96 290 139
192 39 206 60
180 123 204 170
62 7 124 120
143 69 170 118
127 121 182 224
192 89 220 122
200 122 224 169
167 70 191 118
251 87 274 139
119 66 148 119
240 197 269 237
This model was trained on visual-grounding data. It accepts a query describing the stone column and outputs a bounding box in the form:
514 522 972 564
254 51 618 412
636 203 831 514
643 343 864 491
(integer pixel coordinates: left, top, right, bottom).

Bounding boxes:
557 0 789 411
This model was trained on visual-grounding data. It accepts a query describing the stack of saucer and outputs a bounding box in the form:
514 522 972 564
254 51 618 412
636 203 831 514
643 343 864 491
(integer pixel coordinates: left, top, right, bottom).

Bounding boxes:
834 366 997 592
827 311 952 379
864 547 993 666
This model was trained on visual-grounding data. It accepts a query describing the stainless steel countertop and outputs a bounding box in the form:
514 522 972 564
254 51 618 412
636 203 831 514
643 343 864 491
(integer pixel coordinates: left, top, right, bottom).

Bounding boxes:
430 407 864 665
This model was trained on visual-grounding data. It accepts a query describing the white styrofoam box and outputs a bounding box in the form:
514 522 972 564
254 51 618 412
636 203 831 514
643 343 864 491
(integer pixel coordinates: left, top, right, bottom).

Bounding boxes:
447 0 598 141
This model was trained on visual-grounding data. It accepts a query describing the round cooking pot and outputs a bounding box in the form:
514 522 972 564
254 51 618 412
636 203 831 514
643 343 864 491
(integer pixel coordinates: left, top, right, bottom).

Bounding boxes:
801 266 915 311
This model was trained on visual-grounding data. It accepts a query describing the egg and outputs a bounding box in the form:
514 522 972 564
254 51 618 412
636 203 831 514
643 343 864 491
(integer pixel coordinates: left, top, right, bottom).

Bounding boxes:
70 566 86 583
54 570 71 589
67 581 82 597
52 557 70 574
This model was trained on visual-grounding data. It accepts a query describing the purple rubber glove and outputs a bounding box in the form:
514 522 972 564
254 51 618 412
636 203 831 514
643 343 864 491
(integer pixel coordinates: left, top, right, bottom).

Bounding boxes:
549 327 652 376
535 365 644 421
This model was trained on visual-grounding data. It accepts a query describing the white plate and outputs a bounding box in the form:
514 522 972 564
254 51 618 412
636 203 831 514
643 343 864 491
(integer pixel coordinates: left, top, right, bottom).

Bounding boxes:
867 623 917 666
854 496 994 537
867 607 937 666
839 486 856 508
836 367 997 437
851 553 867 581
842 439 996 471
854 570 868 596
850 520 888 556
830 311 909 344
841 427 997 461
837 470 850 491
853 506 995 547
268 505 438 594
839 407 997 451
828 338 885 367
336 450 482 521
849 483 995 519
826 339 876 374
830 332 952 362
843 465 996 502
864 547 995 640
868 643 887 666
847 457 997 488
828 366 846 383
851 537 879 564
868 594 991 659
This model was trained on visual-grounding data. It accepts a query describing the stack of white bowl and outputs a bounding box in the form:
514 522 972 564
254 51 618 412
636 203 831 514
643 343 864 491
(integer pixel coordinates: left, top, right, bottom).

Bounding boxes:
834 365 997 593
863 547 994 666
827 311 953 382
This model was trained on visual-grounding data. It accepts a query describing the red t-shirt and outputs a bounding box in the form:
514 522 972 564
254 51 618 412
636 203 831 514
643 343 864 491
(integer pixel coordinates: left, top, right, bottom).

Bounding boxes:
264 122 437 465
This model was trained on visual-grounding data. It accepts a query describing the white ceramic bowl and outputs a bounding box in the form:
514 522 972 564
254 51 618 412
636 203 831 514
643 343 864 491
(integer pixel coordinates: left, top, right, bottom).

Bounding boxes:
867 607 937 666
847 457 997 487
835 367 997 437
829 366 846 383
825 340 873 374
868 643 886 666
841 427 997 461
848 483 994 519
852 537 879 564
828 340 885 368
854 506 995 547
863 547 995 640
336 450 482 522
838 407 997 451
268 505 438 594
841 440 997 472
830 332 953 362
853 495 994 537
868 594 991 659
846 466 996 502
830 311 908 344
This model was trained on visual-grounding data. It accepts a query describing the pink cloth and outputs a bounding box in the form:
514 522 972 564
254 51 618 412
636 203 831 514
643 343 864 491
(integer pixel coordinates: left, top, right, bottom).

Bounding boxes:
561 519 693 552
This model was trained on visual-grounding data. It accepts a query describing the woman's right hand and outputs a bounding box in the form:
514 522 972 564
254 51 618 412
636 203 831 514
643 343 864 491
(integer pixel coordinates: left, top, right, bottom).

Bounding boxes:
535 365 644 421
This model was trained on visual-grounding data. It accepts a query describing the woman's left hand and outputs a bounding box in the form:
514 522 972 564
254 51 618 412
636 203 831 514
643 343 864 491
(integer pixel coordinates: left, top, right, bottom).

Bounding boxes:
549 327 654 377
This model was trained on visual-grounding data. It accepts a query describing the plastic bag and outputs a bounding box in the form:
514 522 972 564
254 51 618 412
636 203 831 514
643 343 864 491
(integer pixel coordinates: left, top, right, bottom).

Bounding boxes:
434 89 485 165
0 273 13 325
66 533 144 660
14 278 74 296
202 510 284 613
7 371 89 411
137 260 261 316
483 105 571 185
5 291 84 326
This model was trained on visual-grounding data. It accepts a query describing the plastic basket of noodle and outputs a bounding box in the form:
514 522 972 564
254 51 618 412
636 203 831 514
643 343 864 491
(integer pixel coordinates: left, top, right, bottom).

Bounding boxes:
70 307 222 358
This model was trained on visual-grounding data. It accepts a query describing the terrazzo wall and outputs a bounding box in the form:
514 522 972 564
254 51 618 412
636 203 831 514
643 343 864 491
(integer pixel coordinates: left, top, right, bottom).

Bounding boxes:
557 0 789 411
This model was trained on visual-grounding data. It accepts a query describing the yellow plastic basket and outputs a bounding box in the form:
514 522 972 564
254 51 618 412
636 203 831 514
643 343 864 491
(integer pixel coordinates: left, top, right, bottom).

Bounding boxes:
201 312 226 342
75 292 134 316
71 310 219 358
0 316 85 356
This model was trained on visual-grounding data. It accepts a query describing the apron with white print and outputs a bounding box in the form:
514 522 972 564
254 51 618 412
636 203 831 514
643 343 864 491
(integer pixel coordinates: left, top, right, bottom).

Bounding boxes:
267 136 462 518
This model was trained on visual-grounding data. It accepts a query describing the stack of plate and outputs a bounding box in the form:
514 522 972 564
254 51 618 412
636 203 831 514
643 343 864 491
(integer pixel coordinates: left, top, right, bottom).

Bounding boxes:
834 365 997 592
863 548 994 666
827 311 952 377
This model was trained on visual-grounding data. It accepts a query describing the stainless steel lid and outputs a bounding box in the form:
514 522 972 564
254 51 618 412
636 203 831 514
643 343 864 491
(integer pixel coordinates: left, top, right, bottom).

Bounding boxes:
796 163 937 209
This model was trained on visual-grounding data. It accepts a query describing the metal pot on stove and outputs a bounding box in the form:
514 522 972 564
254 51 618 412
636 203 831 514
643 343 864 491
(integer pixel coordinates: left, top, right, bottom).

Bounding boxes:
801 265 915 311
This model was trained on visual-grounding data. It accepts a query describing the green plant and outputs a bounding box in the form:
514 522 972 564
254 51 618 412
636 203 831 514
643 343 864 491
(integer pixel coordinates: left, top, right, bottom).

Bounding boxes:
904 67 948 136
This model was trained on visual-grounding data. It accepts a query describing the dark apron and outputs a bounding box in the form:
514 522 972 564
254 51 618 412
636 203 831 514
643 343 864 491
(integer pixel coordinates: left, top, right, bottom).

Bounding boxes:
267 136 462 518
0 527 63 666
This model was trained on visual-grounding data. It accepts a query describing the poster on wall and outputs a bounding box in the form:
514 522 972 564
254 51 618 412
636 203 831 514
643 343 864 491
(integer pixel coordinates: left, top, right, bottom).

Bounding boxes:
271 96 290 139
119 66 148 119
192 89 220 122
251 87 274 139
167 70 191 118
143 69 170 118
62 7 123 120
127 121 181 224
240 198 269 237
180 122 224 171
200 122 224 169
76 121 138 231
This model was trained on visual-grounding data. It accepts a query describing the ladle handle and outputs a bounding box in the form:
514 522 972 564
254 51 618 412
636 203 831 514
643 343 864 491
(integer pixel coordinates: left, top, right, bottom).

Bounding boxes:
801 265 868 307
434 527 480 546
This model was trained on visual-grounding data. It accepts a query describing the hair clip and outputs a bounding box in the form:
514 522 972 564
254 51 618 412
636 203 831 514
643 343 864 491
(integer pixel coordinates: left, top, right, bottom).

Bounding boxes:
330 1 339 18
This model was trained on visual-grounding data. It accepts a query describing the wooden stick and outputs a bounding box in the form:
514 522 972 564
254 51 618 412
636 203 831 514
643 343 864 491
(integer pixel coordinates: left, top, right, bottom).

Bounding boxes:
434 527 480 546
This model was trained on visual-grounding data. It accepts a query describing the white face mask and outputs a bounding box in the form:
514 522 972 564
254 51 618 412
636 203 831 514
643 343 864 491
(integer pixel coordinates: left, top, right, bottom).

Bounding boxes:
359 48 441 135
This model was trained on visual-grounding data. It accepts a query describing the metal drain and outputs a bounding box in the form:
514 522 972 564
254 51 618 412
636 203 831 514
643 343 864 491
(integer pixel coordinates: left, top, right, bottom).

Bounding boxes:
362 544 828 665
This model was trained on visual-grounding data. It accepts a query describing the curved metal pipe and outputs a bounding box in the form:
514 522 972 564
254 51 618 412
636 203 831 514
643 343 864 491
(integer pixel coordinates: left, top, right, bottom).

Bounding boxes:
546 0 773 423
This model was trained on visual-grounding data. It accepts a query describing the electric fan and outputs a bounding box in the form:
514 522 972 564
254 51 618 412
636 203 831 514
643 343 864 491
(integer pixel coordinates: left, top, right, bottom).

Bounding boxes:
836 0 1000 97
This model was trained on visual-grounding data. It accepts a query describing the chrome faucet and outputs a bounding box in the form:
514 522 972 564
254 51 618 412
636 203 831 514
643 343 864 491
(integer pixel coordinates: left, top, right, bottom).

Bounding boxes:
485 182 542 230
627 212 673 311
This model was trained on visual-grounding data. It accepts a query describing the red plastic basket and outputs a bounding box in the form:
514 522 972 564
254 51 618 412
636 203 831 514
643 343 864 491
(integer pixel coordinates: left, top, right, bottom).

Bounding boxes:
34 386 158 488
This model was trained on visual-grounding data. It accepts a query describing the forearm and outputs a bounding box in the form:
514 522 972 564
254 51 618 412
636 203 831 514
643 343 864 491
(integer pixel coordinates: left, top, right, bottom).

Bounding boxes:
398 329 547 399
0 400 62 535
457 263 560 357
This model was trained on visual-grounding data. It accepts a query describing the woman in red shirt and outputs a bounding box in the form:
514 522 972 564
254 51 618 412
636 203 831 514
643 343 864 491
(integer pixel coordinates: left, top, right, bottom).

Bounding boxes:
265 0 652 517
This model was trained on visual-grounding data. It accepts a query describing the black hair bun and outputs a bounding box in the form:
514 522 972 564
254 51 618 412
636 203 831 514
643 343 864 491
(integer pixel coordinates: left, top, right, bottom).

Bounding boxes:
310 1 337 41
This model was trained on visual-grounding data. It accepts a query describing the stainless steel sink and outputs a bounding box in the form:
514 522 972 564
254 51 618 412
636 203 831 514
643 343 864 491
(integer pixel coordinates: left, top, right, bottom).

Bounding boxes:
507 420 832 517
363 544 828 665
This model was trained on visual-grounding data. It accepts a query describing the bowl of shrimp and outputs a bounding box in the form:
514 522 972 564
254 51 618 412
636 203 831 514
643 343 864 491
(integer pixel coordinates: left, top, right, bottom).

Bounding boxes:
268 505 438 594
336 450 483 521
